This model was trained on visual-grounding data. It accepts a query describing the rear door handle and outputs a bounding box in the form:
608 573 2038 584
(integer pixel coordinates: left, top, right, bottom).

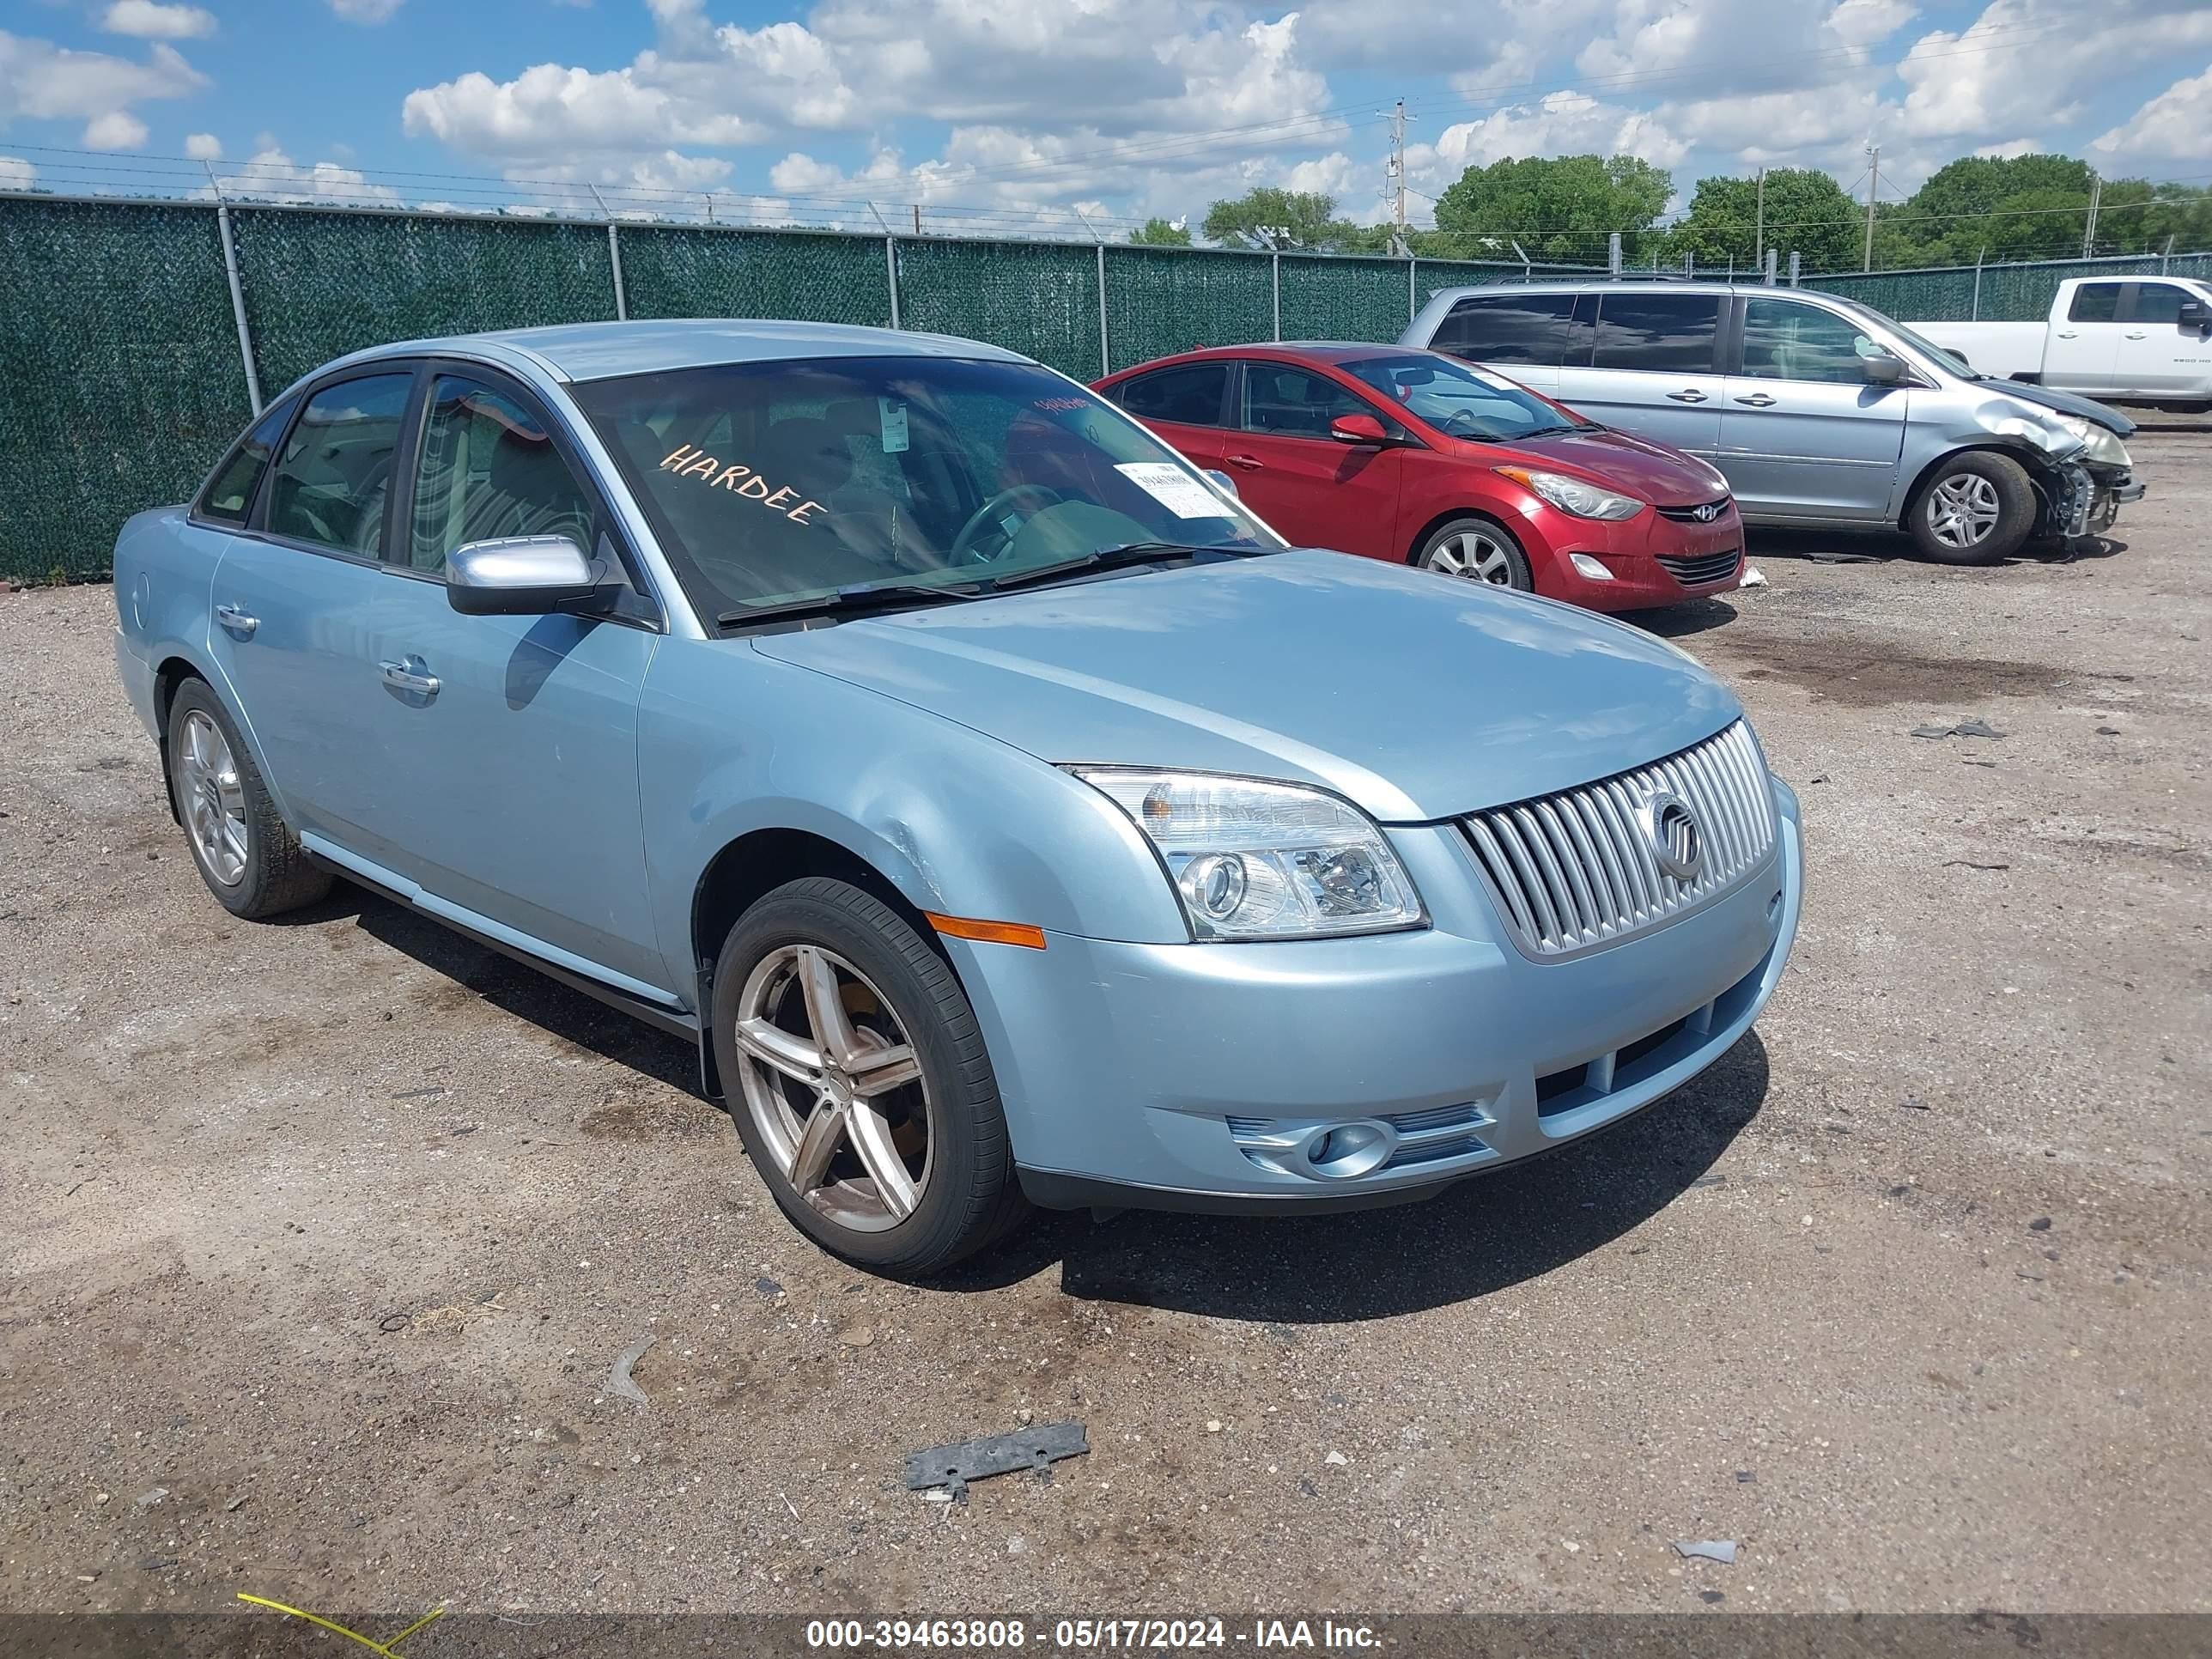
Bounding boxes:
2124 331 2146 340
1227 453 1263 470
2057 331 2078 339
215 603 258 638
1732 392 1777 407
1666 389 1709 403
379 656 441 700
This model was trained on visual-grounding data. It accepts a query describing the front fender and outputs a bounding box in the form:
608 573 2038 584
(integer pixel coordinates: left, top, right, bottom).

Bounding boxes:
637 639 1191 994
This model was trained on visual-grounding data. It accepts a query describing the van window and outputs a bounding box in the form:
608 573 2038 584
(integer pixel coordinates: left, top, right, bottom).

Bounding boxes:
1432 293 1579 364
1589 294 1721 374
1739 299 1880 384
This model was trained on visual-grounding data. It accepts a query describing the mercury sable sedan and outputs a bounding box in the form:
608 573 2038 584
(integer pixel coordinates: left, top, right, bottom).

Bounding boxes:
114 320 1803 1273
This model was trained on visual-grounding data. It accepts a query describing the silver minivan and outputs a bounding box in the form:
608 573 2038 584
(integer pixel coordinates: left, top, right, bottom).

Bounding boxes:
1401 280 2145 564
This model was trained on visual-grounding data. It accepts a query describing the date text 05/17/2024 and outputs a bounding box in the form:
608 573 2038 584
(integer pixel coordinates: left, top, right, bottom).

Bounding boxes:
803 1618 1383 1650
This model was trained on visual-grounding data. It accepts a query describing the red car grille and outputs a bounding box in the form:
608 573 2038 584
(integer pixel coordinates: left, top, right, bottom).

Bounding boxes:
1656 548 1742 587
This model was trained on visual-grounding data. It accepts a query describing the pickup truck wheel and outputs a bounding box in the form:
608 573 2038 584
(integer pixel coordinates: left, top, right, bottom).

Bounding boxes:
1415 517 1533 590
711 878 1029 1276
165 678 331 919
1909 453 2036 565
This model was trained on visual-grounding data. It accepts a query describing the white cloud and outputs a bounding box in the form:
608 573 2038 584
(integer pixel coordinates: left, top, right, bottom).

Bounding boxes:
1974 137 2042 158
84 110 149 149
184 131 221 160
0 33 206 125
100 0 217 40
1422 91 1688 179
2093 63 2212 161
329 0 402 21
1899 0 2212 143
224 145 401 204
403 64 770 158
0 155 33 190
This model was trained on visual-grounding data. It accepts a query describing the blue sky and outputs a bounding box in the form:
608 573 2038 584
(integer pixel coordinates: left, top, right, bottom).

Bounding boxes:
4 0 2209 236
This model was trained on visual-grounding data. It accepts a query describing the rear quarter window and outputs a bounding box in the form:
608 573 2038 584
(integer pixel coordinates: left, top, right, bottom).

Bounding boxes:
1115 362 1230 428
1432 293 1579 364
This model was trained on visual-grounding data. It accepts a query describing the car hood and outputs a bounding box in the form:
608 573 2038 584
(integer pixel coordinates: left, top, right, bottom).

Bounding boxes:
1466 424 1726 506
1982 378 2137 438
749 550 1741 823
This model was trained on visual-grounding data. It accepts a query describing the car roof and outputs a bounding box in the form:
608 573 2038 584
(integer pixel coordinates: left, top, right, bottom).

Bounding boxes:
1423 279 1753 301
1101 341 1429 378
319 319 1034 385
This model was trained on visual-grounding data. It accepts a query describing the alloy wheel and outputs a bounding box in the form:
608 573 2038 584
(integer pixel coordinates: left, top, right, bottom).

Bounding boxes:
1426 529 1520 586
732 944 932 1232
177 709 247 887
1927 473 2002 550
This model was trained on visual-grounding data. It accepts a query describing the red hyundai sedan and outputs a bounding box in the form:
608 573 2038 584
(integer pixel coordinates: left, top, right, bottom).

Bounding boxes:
1094 343 1744 611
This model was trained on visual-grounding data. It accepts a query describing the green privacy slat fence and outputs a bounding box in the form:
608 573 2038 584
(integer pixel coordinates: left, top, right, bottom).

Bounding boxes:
1809 251 2212 322
894 237 1102 380
0 198 251 581
1278 254 1414 343
620 226 892 325
1103 245 1273 370
231 207 617 394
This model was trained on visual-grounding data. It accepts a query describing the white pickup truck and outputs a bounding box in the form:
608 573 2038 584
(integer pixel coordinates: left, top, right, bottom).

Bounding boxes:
1910 274 2212 405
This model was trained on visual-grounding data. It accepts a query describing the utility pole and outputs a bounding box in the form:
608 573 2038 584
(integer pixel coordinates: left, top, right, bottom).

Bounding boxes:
1387 99 1409 233
1863 144 1879 272
2082 174 2101 258
1754 166 1765 268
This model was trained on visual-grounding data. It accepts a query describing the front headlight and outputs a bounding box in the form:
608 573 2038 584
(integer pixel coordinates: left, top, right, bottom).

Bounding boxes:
1072 769 1425 940
2057 415 2131 467
1494 466 1644 520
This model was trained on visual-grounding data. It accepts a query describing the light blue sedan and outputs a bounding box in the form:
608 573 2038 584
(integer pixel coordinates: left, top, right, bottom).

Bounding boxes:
113 320 1802 1273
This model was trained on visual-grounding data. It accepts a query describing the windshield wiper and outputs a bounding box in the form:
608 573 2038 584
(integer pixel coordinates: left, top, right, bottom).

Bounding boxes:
980 541 1269 593
717 580 984 630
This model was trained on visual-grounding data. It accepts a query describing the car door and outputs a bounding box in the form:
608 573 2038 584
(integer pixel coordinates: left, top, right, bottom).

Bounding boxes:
1554 290 1726 461
1109 360 1232 469
2043 282 2124 390
1717 295 1907 520
1425 290 1580 397
1219 361 1406 556
205 368 416 861
366 366 670 991
2116 281 2212 396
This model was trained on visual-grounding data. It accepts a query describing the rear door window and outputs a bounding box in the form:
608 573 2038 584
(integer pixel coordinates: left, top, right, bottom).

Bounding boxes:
1115 362 1230 428
2067 283 2124 323
1432 292 1580 364
1589 294 1722 374
264 373 414 557
195 399 295 525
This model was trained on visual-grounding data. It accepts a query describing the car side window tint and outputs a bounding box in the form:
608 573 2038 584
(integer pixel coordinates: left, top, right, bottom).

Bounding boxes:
1739 300 1879 384
1116 362 1229 428
1435 293 1579 364
410 375 599 577
2068 283 2124 323
1589 295 1721 374
1238 364 1368 438
196 399 294 525
2125 283 2188 325
264 374 413 556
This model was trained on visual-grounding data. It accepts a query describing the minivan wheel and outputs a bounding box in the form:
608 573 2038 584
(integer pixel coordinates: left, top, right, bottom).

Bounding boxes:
710 878 1028 1275
1415 517 1533 590
1909 453 2036 565
164 678 331 919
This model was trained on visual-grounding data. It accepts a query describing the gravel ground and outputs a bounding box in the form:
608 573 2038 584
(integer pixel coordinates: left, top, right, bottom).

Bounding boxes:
3 440 2208 1622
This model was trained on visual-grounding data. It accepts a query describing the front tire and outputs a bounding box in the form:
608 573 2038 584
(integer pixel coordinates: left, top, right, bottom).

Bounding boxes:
165 678 331 919
710 878 1027 1275
1414 516 1534 591
1909 453 2036 565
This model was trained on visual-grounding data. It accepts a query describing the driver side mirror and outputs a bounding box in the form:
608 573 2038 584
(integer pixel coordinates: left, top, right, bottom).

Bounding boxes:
446 536 612 617
1860 346 1907 386
1330 413 1389 446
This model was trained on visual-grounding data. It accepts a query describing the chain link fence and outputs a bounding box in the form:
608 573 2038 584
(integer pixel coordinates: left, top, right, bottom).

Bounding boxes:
1808 251 2212 321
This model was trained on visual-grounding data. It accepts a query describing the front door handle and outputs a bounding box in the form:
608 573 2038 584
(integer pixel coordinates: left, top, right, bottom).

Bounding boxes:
215 603 258 638
1732 392 1778 407
1666 389 1709 403
379 656 441 700
1226 453 1263 470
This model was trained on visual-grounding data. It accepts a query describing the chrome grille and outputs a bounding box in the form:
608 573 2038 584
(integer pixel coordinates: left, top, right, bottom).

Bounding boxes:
1655 496 1733 523
1460 720 1776 960
1656 548 1742 586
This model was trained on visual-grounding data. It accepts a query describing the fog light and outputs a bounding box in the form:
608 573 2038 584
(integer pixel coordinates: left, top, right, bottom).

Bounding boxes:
1303 1120 1395 1179
1569 553 1614 580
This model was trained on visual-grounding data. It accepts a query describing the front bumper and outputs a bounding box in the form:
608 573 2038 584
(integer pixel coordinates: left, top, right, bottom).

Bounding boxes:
952 779 1802 1214
2061 463 2145 538
1522 503 1747 612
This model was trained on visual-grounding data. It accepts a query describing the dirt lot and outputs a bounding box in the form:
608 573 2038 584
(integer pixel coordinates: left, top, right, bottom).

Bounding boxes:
3 440 2208 1624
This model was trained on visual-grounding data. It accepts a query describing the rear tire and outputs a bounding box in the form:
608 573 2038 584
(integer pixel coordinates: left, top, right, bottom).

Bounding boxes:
164 678 331 920
710 878 1029 1276
1414 516 1534 591
1908 452 2037 565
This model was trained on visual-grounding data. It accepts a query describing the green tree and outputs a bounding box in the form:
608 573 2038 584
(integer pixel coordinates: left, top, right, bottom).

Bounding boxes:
1429 154 1672 264
1892 154 2098 265
1200 187 1360 251
1665 167 1863 275
1127 216 1192 246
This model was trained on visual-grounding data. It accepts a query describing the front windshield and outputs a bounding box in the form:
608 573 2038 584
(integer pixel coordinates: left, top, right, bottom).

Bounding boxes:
1340 352 1587 441
574 356 1275 619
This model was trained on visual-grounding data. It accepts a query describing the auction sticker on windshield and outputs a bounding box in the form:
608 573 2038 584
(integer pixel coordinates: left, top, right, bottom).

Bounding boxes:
1115 462 1230 519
